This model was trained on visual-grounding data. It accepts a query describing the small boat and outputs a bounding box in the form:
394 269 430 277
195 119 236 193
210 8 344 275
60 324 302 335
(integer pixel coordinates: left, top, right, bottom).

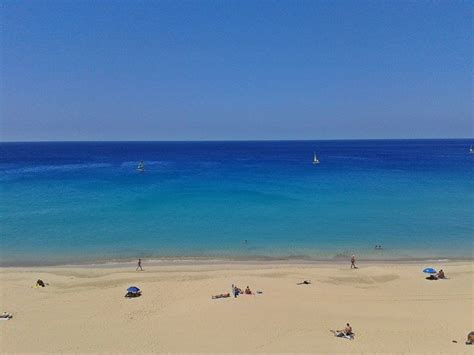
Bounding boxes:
470 146 474 154
312 152 320 165
137 160 145 172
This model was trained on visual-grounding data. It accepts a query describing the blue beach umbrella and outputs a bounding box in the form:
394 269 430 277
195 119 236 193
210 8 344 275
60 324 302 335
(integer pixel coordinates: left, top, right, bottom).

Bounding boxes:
127 286 140 293
423 268 437 274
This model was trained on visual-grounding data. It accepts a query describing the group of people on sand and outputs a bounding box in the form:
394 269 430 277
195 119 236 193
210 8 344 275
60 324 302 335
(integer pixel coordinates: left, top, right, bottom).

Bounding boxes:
426 269 446 280
212 285 254 299
350 255 449 282
232 284 253 297
134 259 258 300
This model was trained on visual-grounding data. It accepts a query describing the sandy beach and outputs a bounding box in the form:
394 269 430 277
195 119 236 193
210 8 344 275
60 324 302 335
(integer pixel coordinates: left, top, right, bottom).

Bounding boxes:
0 261 472 353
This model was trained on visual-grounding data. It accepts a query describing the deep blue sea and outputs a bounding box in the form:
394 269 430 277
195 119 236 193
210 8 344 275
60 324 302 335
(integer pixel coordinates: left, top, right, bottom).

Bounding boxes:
1 140 473 266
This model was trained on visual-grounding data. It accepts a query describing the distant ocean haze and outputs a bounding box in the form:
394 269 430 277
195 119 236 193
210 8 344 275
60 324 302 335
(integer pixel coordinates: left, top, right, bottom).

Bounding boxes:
0 140 473 266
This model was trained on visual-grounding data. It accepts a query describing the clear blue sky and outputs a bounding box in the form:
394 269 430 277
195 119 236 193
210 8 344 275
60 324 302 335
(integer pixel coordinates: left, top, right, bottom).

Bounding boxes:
1 0 471 141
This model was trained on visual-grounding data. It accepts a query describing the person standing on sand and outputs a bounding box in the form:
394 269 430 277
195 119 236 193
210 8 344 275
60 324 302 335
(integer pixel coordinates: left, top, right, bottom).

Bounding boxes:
136 258 143 271
350 255 357 269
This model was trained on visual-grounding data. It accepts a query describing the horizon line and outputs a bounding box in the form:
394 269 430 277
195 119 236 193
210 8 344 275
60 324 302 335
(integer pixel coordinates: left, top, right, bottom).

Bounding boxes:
0 137 473 144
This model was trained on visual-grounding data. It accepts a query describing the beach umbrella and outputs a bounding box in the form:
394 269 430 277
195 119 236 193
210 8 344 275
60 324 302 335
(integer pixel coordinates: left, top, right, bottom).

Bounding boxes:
127 286 140 293
423 268 437 274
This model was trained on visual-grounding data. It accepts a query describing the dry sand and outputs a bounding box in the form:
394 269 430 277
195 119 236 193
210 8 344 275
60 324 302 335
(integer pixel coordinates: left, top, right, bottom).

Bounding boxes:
0 261 473 353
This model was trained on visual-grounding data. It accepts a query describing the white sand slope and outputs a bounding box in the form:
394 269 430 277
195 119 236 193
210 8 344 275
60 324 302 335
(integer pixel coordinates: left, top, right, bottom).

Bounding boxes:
0 261 472 353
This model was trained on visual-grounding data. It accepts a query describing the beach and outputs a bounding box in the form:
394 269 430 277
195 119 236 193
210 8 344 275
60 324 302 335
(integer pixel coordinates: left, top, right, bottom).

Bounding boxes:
2 0 472 353
1 260 472 353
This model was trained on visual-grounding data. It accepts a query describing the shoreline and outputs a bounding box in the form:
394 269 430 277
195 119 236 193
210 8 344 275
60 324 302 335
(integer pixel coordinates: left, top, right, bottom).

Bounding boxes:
1 255 471 269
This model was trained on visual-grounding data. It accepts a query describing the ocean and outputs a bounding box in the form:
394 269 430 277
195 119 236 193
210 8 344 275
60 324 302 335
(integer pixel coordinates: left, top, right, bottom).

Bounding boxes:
0 139 472 266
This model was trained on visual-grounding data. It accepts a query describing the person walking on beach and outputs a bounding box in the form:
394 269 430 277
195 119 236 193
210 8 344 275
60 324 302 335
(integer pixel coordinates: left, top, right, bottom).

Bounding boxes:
136 258 143 271
350 255 357 269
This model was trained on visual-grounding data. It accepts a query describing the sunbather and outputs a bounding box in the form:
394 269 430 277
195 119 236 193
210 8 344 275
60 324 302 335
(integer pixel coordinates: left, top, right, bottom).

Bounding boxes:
212 293 230 299
297 280 311 285
466 331 474 345
125 291 141 298
426 274 438 280
35 279 47 287
330 323 354 339
0 312 12 320
343 323 353 335
437 269 446 279
245 286 253 295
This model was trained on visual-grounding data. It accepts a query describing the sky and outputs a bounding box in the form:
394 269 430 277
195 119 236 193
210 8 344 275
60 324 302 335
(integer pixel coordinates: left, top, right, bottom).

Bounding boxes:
0 0 472 141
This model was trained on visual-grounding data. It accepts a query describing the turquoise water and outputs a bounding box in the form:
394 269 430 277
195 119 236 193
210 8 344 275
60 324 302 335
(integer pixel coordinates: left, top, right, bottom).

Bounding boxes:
0 140 473 266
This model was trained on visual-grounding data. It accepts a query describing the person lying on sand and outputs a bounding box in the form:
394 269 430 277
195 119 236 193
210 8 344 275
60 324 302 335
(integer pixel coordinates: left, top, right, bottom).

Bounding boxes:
245 286 253 295
125 291 142 298
297 280 311 285
466 331 474 345
212 293 230 299
437 269 446 279
35 279 47 287
426 274 438 280
330 323 354 339
0 312 13 320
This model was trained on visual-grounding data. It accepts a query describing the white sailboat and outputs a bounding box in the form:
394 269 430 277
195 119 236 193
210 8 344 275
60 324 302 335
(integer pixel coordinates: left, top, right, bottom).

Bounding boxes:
470 146 474 154
312 152 320 165
137 160 145 172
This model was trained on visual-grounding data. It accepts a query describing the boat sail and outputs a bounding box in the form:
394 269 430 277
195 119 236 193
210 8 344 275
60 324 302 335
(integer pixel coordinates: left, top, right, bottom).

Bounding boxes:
470 146 474 154
137 160 145 172
312 152 320 165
